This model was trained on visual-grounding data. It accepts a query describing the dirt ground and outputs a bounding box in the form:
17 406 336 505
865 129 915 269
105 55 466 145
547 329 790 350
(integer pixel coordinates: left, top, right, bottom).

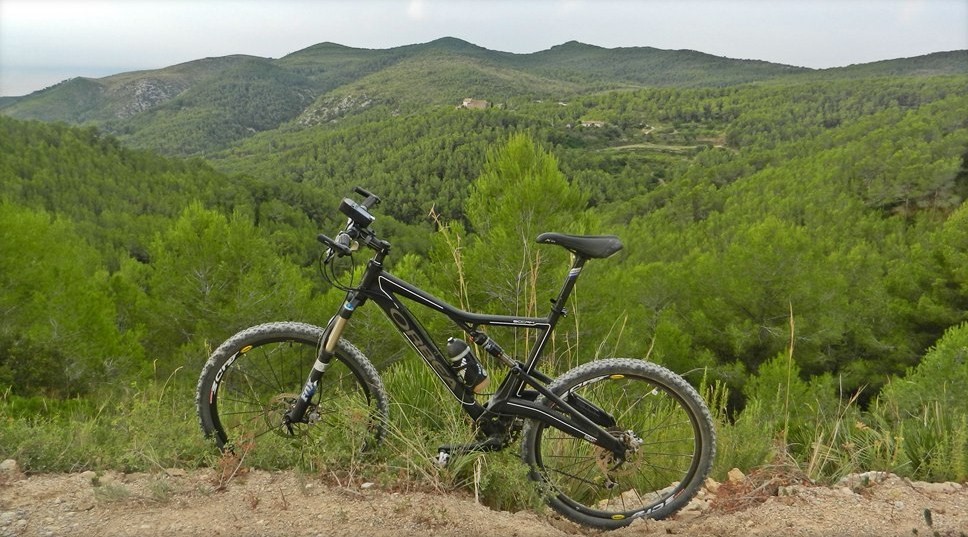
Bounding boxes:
1 460 966 537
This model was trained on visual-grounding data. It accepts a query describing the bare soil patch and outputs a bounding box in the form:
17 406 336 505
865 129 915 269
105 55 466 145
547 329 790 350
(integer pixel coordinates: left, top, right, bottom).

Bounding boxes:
1 462 966 537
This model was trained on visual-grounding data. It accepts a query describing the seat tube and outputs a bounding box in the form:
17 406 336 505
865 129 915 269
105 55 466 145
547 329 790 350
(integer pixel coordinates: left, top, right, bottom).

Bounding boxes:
548 255 587 327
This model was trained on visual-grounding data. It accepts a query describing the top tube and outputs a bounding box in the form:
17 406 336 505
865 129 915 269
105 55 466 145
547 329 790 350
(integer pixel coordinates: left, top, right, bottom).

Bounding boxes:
371 270 550 329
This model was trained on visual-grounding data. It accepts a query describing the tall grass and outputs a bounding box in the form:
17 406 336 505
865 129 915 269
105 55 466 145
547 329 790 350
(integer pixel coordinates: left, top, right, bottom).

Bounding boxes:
703 375 968 484
710 317 968 484
4 322 966 515
1 370 212 473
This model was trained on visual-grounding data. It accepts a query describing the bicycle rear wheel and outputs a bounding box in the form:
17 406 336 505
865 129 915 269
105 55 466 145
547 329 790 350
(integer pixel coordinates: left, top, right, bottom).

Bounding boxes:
196 322 388 464
521 358 715 529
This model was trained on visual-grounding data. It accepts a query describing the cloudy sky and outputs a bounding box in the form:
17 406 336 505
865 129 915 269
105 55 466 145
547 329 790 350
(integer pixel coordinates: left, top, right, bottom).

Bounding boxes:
1 0 966 96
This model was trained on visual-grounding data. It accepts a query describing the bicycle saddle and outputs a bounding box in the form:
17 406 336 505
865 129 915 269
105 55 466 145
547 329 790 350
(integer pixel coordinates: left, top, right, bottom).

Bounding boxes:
536 233 623 259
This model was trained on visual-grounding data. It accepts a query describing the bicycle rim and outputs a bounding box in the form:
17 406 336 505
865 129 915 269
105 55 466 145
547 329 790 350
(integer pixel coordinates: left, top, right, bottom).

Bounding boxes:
206 336 382 465
532 371 707 521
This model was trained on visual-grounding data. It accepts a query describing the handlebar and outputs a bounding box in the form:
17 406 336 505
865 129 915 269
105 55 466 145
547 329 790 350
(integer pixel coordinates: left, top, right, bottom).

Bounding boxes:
353 187 381 210
317 187 389 263
317 232 353 257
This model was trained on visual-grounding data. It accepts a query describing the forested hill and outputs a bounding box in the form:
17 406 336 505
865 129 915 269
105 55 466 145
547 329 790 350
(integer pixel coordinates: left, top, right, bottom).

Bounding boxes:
1 37 967 402
2 72 967 401
3 36 968 487
2 38 965 156
812 50 968 78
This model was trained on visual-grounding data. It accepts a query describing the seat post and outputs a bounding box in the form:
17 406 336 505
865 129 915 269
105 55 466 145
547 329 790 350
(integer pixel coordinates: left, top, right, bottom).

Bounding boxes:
548 254 588 327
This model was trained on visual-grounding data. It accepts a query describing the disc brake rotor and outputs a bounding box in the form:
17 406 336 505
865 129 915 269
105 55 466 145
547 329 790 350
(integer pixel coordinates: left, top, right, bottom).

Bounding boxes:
266 393 319 437
595 429 645 488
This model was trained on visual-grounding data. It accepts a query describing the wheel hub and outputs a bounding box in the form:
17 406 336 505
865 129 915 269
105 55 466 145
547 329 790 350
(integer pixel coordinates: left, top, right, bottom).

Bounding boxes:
595 429 644 488
267 393 319 437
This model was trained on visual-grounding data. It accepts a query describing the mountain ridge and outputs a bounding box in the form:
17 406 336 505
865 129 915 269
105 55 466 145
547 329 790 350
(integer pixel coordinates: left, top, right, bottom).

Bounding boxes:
3 38 964 156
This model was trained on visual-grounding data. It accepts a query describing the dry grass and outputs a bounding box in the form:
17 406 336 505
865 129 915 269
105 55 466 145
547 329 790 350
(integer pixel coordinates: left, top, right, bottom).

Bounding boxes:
710 451 811 514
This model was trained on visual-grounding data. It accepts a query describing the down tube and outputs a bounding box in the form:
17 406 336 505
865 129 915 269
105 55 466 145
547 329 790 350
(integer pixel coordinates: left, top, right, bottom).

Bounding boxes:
372 296 485 418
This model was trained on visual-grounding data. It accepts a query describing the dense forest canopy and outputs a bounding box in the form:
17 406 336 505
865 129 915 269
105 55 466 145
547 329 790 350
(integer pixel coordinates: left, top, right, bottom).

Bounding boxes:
1 41 967 412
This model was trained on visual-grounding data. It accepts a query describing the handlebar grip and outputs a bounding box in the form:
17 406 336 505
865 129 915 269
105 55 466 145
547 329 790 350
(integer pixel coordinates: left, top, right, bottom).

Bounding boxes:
353 186 381 209
353 186 375 198
317 233 352 256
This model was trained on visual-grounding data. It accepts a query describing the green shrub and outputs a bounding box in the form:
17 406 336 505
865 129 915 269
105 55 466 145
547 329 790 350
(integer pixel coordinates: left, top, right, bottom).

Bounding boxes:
874 322 968 481
712 396 773 478
880 321 968 417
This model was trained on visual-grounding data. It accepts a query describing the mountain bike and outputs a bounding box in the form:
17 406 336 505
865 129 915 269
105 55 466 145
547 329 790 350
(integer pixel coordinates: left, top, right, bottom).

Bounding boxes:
196 187 716 529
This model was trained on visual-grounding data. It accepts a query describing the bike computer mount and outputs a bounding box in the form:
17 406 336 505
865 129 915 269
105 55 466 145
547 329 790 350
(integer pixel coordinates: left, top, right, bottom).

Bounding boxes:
339 197 375 228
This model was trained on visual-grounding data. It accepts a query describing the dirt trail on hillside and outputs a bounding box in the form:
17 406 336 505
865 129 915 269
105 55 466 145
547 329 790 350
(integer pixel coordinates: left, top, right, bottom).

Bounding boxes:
1 462 966 537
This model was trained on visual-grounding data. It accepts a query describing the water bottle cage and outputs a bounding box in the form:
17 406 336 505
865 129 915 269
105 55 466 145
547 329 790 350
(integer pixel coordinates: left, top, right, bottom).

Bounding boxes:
446 337 489 393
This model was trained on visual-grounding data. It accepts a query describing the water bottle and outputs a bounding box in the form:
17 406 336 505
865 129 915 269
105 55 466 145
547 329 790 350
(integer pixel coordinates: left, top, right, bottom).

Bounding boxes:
446 337 489 394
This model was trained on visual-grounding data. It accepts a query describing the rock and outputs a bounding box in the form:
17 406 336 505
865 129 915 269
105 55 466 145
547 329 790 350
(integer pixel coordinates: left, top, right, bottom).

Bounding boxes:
165 468 187 477
676 509 703 522
72 498 96 512
911 481 963 494
778 485 804 496
99 472 121 485
0 459 19 473
0 459 24 482
727 468 746 483
838 471 891 489
836 486 856 497
704 477 721 493
79 471 97 483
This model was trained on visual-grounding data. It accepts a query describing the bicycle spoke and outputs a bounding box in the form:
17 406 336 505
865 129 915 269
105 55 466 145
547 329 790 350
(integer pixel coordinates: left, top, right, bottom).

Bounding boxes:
525 361 714 526
200 327 387 468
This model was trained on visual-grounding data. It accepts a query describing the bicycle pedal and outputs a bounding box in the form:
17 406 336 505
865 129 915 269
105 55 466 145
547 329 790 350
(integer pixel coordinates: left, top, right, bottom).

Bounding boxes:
435 450 451 468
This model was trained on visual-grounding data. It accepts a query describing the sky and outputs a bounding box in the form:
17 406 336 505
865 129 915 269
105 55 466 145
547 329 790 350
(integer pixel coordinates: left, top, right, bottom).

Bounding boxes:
1 0 966 97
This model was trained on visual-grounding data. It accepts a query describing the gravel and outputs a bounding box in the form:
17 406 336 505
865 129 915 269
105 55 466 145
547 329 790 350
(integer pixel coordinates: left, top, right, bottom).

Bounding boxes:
2 459 966 537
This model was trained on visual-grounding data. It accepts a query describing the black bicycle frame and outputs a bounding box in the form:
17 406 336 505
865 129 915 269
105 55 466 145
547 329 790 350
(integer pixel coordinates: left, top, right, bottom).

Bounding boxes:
291 246 625 454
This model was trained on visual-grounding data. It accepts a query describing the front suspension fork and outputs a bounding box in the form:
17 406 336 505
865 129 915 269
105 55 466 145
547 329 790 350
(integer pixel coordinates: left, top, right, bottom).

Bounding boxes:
284 297 356 428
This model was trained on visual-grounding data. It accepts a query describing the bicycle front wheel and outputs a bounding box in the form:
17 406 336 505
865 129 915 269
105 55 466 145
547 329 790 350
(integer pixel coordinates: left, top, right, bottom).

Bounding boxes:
521 358 715 529
196 322 388 465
